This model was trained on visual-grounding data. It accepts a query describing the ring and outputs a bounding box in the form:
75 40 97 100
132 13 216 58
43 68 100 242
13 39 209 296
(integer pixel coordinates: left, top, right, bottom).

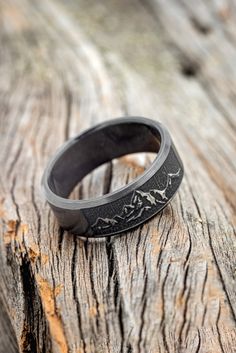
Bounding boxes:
42 117 184 237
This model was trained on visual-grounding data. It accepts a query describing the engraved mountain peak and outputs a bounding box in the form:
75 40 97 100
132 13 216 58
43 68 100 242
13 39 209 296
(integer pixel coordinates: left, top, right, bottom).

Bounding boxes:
92 169 180 232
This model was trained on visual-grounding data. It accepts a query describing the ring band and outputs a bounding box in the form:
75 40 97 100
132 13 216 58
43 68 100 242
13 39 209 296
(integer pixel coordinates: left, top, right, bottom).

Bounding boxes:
42 117 184 237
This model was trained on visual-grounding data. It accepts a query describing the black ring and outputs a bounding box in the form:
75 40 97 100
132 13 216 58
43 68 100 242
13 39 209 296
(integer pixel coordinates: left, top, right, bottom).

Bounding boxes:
42 117 184 237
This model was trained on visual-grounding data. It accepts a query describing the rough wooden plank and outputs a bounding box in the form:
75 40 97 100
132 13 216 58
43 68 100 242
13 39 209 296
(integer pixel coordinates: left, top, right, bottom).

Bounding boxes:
0 0 236 352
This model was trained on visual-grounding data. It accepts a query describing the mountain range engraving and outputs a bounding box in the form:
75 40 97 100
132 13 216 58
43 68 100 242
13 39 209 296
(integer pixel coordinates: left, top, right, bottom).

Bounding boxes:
91 168 181 232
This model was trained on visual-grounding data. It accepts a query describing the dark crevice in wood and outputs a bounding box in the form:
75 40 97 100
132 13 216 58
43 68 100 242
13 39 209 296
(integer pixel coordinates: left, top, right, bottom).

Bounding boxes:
106 237 116 281
180 57 200 78
10 175 21 224
177 192 192 269
126 328 134 353
182 263 190 298
202 304 207 326
51 275 57 315
89 250 100 332
216 302 226 353
190 17 212 35
118 300 125 353
135 223 145 268
187 180 202 222
141 226 151 269
183 223 192 269
113 280 120 321
125 231 130 265
179 0 213 36
135 227 142 265
179 0 212 36
58 227 64 253
179 228 192 345
178 192 186 223
195 329 201 353
142 249 147 277
71 236 86 352
20 258 38 353
185 320 191 342
196 1 236 51
126 342 132 353
201 262 208 303
20 255 51 353
160 262 171 353
138 273 148 353
179 287 191 348
155 236 164 271
84 237 89 261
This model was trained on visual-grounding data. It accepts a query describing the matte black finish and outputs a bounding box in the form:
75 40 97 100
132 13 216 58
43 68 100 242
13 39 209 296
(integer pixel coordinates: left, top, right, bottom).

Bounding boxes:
42 117 184 237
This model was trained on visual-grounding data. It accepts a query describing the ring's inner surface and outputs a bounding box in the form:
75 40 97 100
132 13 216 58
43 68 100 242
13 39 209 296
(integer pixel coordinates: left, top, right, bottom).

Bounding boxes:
48 122 161 198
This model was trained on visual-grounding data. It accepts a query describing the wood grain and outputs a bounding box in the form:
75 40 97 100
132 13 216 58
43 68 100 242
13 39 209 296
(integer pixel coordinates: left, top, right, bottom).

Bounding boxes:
0 0 236 352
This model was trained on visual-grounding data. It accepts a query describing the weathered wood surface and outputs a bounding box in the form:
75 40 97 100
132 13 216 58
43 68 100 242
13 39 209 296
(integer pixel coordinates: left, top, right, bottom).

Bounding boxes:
0 0 236 352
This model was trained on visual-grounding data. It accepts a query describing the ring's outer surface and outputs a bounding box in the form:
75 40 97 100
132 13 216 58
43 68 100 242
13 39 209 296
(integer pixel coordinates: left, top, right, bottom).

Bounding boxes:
42 117 184 237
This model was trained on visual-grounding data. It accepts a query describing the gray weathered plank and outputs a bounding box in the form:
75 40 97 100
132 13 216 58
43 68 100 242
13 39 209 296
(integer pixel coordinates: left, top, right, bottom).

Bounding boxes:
0 0 236 352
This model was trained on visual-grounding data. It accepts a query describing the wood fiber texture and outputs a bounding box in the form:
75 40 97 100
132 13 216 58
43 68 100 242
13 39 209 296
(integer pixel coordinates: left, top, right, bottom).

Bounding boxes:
0 0 236 352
